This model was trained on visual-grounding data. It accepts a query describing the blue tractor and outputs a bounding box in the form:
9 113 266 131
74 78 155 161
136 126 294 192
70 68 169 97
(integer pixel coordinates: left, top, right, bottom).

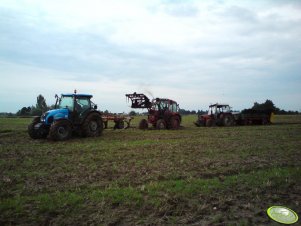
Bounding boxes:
28 91 103 141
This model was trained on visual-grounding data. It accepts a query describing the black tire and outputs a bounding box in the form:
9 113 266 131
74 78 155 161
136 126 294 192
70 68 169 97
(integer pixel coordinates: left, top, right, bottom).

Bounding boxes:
82 113 103 137
139 119 148 130
49 120 72 141
206 119 214 127
28 117 48 139
169 116 180 130
223 115 234 126
156 119 166 130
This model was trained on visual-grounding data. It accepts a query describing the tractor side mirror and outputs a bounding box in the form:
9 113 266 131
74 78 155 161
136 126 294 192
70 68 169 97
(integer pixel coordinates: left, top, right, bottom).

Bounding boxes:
94 105 97 110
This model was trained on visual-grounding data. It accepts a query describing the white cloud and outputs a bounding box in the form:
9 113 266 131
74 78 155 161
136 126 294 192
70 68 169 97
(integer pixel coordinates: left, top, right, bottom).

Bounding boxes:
0 0 300 112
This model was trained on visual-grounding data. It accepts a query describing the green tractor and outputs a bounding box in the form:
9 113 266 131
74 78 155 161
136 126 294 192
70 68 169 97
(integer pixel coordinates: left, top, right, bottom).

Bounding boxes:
28 91 103 141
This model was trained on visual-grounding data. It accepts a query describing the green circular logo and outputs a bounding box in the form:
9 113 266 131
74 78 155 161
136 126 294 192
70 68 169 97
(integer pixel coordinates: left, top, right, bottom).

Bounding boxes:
267 206 298 224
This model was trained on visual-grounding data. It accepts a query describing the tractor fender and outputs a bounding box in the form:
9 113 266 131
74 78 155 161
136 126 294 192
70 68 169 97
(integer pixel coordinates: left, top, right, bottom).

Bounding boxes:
82 110 102 122
52 118 73 128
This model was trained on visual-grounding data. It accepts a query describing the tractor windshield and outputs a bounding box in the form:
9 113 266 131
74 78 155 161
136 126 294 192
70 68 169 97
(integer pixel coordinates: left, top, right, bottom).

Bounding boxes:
152 99 179 113
208 106 216 115
152 99 168 111
208 105 231 115
58 96 74 111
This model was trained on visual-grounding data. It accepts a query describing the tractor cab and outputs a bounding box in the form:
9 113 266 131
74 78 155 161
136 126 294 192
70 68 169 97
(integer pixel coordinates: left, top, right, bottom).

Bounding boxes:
151 98 179 113
208 104 231 118
56 94 96 115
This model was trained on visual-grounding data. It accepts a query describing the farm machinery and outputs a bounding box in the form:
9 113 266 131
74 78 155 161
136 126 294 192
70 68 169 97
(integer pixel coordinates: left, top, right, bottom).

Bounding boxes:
102 114 133 129
126 92 181 129
194 103 273 127
28 91 103 141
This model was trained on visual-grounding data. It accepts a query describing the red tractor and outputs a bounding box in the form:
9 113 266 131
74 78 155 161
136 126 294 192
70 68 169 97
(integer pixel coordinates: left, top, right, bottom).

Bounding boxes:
126 92 181 130
194 103 235 127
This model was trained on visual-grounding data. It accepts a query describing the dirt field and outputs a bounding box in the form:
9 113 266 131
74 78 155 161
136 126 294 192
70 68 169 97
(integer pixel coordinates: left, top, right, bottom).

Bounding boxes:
0 115 300 225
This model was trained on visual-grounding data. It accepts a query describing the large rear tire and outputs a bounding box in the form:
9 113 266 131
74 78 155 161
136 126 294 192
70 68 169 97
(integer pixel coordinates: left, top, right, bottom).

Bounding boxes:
223 115 234 126
82 113 103 137
49 120 72 141
139 119 148 130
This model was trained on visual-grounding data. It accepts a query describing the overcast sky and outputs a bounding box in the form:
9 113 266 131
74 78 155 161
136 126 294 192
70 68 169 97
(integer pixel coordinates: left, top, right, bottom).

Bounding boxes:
0 0 300 113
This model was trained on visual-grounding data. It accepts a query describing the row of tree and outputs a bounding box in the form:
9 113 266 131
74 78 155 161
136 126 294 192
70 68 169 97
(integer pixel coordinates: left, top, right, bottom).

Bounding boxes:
2 96 298 117
16 95 49 116
249 99 299 115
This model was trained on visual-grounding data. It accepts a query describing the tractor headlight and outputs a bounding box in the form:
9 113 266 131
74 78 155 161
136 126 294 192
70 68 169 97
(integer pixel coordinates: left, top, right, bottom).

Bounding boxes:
41 113 48 122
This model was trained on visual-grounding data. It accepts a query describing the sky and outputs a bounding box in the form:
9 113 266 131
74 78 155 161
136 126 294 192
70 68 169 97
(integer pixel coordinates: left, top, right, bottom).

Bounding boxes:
0 0 301 113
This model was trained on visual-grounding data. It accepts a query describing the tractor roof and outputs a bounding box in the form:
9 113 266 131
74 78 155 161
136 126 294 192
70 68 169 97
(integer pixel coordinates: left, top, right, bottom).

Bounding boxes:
209 103 230 108
62 94 93 98
155 98 177 104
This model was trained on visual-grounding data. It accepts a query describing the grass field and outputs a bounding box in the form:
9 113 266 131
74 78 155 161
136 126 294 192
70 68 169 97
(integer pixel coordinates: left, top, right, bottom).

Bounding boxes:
0 115 300 225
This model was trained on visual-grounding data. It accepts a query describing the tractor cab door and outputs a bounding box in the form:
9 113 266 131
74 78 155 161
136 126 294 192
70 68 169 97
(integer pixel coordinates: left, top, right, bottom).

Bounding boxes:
208 105 218 119
73 97 91 124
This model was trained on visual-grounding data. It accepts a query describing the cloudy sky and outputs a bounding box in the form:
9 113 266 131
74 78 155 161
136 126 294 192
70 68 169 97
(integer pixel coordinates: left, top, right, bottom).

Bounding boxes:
0 0 300 113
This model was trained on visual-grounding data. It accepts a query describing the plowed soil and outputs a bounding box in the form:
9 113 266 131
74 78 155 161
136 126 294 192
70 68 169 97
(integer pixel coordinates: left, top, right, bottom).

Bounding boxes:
0 115 300 225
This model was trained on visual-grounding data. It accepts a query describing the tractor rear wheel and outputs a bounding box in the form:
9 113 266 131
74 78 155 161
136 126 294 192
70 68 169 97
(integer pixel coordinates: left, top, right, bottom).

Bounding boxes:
223 115 234 126
139 119 148 130
28 117 48 139
156 119 166 130
49 120 72 141
82 113 103 137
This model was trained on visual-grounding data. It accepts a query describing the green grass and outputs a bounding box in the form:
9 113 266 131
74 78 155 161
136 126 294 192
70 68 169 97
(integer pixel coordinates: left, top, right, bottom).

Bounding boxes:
0 115 300 225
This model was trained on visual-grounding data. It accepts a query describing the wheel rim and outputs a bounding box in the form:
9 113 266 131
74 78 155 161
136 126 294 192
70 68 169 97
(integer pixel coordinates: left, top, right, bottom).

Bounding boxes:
57 126 68 138
158 121 165 129
89 120 98 132
225 117 230 124
224 117 232 126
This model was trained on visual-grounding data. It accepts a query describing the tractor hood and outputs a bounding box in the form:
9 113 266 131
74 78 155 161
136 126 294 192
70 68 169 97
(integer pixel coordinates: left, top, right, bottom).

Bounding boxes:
41 108 69 125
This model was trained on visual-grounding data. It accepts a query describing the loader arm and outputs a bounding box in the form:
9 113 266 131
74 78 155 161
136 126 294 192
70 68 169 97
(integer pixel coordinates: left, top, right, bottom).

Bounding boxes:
125 93 152 109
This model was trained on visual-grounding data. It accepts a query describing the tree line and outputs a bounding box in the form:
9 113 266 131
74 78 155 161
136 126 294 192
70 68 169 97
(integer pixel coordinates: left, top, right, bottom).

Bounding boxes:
248 99 299 115
0 96 299 117
16 95 50 116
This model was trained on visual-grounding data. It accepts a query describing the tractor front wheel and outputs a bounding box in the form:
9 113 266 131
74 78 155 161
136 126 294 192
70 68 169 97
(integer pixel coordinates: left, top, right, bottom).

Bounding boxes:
206 119 214 127
156 119 166 130
169 116 180 130
139 119 148 130
28 117 48 139
49 120 72 141
82 113 103 137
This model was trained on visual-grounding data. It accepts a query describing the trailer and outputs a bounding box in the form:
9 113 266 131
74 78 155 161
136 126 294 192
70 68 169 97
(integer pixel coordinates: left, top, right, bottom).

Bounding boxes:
234 109 274 125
